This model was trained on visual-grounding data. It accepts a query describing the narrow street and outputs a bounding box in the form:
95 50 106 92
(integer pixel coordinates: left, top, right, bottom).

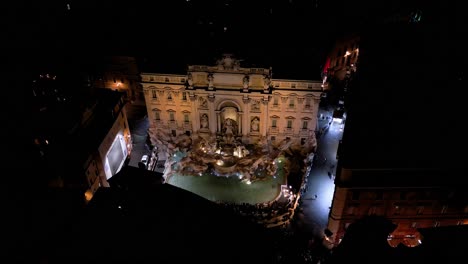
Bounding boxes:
291 106 344 243
125 103 151 168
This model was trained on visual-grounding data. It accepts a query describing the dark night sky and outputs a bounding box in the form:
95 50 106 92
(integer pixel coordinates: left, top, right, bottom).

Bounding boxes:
9 1 461 79
8 0 366 79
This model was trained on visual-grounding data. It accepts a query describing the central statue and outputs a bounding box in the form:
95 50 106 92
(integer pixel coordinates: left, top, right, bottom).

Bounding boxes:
222 118 238 145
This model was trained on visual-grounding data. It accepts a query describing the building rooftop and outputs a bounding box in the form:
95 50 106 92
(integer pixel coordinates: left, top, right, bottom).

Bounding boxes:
48 176 273 263
336 10 467 186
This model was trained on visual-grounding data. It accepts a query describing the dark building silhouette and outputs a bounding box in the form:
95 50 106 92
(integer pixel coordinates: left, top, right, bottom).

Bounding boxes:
39 167 273 264
327 2 468 247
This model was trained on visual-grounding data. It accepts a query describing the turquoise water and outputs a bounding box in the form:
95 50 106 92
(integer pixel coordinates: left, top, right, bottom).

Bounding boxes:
167 170 284 204
167 150 286 204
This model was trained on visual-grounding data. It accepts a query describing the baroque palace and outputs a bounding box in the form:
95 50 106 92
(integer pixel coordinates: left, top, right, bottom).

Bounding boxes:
141 54 323 160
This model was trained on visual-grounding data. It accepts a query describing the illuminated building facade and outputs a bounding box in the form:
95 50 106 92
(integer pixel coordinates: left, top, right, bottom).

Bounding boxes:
141 54 323 160
328 169 468 247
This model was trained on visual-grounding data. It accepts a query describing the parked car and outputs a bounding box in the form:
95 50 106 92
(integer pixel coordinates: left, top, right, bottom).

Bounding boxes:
139 155 149 168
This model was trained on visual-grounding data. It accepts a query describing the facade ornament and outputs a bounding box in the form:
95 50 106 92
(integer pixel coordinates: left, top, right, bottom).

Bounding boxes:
187 73 194 89
207 73 214 90
208 93 216 102
263 74 271 91
188 92 197 101
200 114 209 129
250 117 260 132
251 99 261 112
242 95 250 104
216 53 240 71
199 96 208 108
242 75 250 92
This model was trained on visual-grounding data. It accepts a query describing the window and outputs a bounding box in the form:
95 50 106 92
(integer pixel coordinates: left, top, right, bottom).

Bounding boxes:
271 136 276 142
416 206 424 215
154 111 160 120
368 206 378 215
441 205 448 214
305 98 311 108
169 112 175 121
273 97 279 106
171 130 176 137
165 77 169 82
289 98 295 108
301 138 306 145
182 92 187 101
152 90 157 99
167 92 172 101
287 120 292 128
184 114 190 123
302 121 308 129
272 119 277 128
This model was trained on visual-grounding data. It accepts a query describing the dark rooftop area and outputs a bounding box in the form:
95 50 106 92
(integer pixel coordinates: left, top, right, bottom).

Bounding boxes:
50 182 272 263
337 4 467 175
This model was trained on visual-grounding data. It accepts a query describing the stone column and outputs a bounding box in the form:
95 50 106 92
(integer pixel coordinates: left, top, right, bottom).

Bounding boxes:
237 112 243 135
190 93 199 133
216 111 221 133
261 98 269 137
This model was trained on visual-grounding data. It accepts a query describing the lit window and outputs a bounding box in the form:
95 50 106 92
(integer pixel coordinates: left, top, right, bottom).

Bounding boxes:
416 206 424 215
441 205 448 214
